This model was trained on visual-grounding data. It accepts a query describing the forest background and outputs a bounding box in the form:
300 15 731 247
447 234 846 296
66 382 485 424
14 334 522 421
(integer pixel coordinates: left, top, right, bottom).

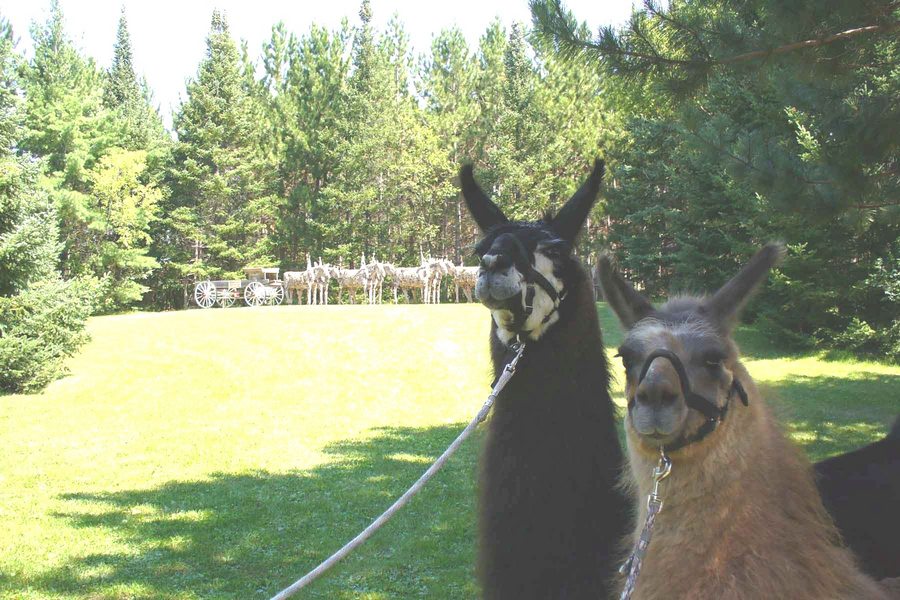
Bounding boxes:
1 0 898 392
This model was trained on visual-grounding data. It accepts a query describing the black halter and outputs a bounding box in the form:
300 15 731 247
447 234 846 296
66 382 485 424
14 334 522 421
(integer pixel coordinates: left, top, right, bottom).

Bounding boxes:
632 349 749 452
507 235 564 332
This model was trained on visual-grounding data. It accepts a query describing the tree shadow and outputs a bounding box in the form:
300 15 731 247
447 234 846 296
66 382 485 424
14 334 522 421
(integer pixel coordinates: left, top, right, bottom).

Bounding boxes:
731 323 812 360
8 426 480 599
762 372 899 462
7 370 896 599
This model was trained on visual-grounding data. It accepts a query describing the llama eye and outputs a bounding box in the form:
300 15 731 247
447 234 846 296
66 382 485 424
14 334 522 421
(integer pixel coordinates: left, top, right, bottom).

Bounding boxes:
703 353 726 370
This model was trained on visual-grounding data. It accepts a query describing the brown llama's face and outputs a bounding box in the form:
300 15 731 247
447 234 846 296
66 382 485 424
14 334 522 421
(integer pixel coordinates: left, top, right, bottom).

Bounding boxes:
598 243 784 451
618 312 738 448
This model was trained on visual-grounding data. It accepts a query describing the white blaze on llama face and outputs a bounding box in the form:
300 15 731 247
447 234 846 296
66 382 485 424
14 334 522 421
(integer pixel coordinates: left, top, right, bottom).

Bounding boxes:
459 159 606 344
481 244 566 345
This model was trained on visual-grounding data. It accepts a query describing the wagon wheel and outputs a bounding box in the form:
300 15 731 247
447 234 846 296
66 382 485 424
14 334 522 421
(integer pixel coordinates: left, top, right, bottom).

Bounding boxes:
194 281 217 309
268 284 285 306
216 290 236 308
244 281 266 307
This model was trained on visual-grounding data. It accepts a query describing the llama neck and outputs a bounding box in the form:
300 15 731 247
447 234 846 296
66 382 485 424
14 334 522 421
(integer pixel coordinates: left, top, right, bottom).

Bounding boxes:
625 365 886 599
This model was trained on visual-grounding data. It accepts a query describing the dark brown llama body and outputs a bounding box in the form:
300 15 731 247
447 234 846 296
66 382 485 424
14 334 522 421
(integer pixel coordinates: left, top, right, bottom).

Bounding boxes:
815 416 900 580
480 264 627 599
460 161 629 599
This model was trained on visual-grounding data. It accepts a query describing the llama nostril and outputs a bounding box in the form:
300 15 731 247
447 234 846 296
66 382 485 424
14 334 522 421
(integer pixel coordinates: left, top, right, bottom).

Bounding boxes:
481 254 512 272
635 387 679 406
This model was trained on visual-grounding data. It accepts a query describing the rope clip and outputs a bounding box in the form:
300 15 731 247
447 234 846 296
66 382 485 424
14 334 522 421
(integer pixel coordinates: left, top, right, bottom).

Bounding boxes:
648 447 672 510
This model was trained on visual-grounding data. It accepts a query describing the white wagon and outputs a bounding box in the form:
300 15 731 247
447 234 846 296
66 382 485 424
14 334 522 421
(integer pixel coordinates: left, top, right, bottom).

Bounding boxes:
193 267 285 308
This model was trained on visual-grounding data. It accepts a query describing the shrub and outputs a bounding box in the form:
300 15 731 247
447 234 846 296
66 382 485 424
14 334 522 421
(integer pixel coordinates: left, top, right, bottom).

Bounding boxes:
0 277 99 394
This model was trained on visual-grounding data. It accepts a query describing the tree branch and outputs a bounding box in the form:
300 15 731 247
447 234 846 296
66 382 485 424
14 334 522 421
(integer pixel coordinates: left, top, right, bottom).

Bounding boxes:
719 23 900 65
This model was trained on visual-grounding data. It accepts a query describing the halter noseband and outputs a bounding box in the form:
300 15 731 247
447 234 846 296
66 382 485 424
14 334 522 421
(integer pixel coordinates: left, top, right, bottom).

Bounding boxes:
632 349 749 452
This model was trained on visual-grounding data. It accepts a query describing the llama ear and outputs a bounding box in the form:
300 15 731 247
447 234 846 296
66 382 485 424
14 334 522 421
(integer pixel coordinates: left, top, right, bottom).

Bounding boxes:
705 243 785 329
596 253 653 330
551 159 604 242
460 164 508 232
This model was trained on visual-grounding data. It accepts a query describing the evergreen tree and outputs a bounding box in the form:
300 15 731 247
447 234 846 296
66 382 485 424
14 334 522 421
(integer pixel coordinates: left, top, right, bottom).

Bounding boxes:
420 27 480 262
104 7 138 108
326 10 443 264
0 17 96 393
166 10 271 281
20 0 112 186
261 22 351 265
19 1 161 313
0 22 59 296
103 7 166 150
533 0 900 359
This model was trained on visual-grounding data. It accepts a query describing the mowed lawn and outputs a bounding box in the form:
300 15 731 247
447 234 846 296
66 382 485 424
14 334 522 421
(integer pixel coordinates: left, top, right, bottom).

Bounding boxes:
1 304 897 599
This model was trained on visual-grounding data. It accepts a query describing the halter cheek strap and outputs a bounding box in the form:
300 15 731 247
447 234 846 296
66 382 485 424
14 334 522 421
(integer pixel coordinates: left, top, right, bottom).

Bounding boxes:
508 236 565 329
633 349 749 451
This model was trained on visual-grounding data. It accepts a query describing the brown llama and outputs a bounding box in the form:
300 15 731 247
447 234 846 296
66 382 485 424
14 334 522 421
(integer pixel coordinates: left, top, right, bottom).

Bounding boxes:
460 160 629 600
598 244 892 600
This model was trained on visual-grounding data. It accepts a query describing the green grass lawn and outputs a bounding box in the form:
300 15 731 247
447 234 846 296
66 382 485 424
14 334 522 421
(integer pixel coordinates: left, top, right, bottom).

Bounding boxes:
1 304 897 599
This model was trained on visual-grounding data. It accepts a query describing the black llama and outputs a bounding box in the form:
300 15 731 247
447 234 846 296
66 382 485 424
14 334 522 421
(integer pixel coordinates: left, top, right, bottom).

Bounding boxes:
815 416 900 580
460 160 629 599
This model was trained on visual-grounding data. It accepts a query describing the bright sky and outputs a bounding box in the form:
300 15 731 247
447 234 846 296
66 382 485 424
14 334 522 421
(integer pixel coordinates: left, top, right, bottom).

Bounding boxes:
0 0 635 128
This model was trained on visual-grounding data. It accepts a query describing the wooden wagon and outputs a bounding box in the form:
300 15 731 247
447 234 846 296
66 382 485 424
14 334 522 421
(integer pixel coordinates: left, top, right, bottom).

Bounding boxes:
193 267 285 308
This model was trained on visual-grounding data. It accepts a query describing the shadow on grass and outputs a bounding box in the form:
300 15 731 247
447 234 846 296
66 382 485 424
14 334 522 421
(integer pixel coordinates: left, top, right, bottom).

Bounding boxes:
10 426 480 600
8 370 896 599
762 372 899 462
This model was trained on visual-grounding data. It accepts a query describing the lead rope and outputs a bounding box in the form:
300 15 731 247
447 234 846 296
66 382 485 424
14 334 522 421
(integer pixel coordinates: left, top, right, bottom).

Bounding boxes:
618 447 672 600
269 342 527 600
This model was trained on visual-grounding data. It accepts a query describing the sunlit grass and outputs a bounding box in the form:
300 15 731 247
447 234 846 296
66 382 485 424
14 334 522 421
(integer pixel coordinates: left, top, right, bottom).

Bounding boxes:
1 303 896 599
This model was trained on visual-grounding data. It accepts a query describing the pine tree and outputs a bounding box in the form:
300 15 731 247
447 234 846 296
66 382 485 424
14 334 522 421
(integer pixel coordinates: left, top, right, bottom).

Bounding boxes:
0 21 59 296
261 22 351 265
20 0 111 185
420 27 480 262
104 7 138 108
166 10 270 280
102 6 166 150
0 17 96 392
532 0 900 359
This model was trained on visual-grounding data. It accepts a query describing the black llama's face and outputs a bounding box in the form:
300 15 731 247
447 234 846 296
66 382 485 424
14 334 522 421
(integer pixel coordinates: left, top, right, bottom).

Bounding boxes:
460 161 604 343
598 244 783 448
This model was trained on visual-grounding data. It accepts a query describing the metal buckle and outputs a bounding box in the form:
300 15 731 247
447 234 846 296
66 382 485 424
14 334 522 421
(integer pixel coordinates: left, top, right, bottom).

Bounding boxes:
648 447 672 510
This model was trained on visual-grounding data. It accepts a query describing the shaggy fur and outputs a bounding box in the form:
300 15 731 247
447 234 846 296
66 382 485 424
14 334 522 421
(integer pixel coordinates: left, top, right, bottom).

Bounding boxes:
624 377 889 599
815 416 900 580
600 245 892 600
461 161 630 599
